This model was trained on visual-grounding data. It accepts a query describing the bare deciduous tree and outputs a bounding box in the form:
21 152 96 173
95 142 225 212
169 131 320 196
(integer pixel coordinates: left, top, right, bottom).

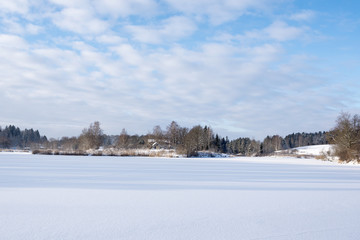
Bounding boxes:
166 121 180 145
152 125 164 141
79 121 104 150
117 128 129 148
328 112 360 162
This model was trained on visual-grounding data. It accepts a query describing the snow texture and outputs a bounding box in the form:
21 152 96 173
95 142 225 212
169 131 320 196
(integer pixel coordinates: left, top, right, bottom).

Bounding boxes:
1 153 360 240
290 144 334 156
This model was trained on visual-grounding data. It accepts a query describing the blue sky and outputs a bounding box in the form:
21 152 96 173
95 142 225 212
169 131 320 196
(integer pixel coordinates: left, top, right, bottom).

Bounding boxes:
0 0 359 140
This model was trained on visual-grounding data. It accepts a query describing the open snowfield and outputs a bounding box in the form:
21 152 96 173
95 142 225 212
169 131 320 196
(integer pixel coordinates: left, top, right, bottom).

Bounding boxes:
1 153 360 240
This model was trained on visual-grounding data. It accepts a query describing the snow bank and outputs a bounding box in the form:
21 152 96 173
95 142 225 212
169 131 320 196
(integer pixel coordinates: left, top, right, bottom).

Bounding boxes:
0 150 31 154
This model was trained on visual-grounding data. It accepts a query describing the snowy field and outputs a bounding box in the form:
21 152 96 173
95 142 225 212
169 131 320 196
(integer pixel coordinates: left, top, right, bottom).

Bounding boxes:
1 153 360 240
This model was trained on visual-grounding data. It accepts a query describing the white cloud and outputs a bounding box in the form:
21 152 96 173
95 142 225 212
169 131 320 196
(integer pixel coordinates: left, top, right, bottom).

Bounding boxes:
1 18 24 35
51 7 109 35
126 16 197 44
0 17 43 35
164 0 278 25
26 24 43 34
0 0 29 14
47 0 159 36
232 21 307 43
265 21 305 41
0 34 28 49
96 34 125 45
290 10 316 22
94 0 158 18
111 44 143 65
49 0 89 8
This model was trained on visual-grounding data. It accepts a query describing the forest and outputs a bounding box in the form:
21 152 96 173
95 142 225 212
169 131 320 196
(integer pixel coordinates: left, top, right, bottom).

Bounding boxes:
0 121 328 157
0 125 47 149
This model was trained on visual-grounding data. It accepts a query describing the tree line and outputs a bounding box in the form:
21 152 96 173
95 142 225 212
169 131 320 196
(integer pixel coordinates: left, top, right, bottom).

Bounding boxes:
17 120 326 157
9 114 360 161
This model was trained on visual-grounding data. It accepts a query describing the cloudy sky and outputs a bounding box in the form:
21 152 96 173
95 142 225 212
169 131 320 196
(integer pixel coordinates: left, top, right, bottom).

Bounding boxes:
0 0 359 140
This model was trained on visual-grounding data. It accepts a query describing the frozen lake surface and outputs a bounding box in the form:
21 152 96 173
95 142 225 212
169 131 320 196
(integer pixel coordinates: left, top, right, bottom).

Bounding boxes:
1 153 360 239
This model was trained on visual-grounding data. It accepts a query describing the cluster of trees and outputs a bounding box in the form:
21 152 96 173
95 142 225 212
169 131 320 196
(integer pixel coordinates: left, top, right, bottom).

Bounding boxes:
327 112 360 162
260 132 328 155
39 121 329 157
44 122 150 152
147 122 238 156
118 122 228 157
41 121 230 157
225 132 328 156
227 138 260 156
0 125 47 149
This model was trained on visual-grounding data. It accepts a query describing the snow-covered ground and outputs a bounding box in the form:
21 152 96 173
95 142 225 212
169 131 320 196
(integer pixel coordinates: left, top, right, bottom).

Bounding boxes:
292 144 333 155
1 153 360 240
275 144 335 157
0 150 31 154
